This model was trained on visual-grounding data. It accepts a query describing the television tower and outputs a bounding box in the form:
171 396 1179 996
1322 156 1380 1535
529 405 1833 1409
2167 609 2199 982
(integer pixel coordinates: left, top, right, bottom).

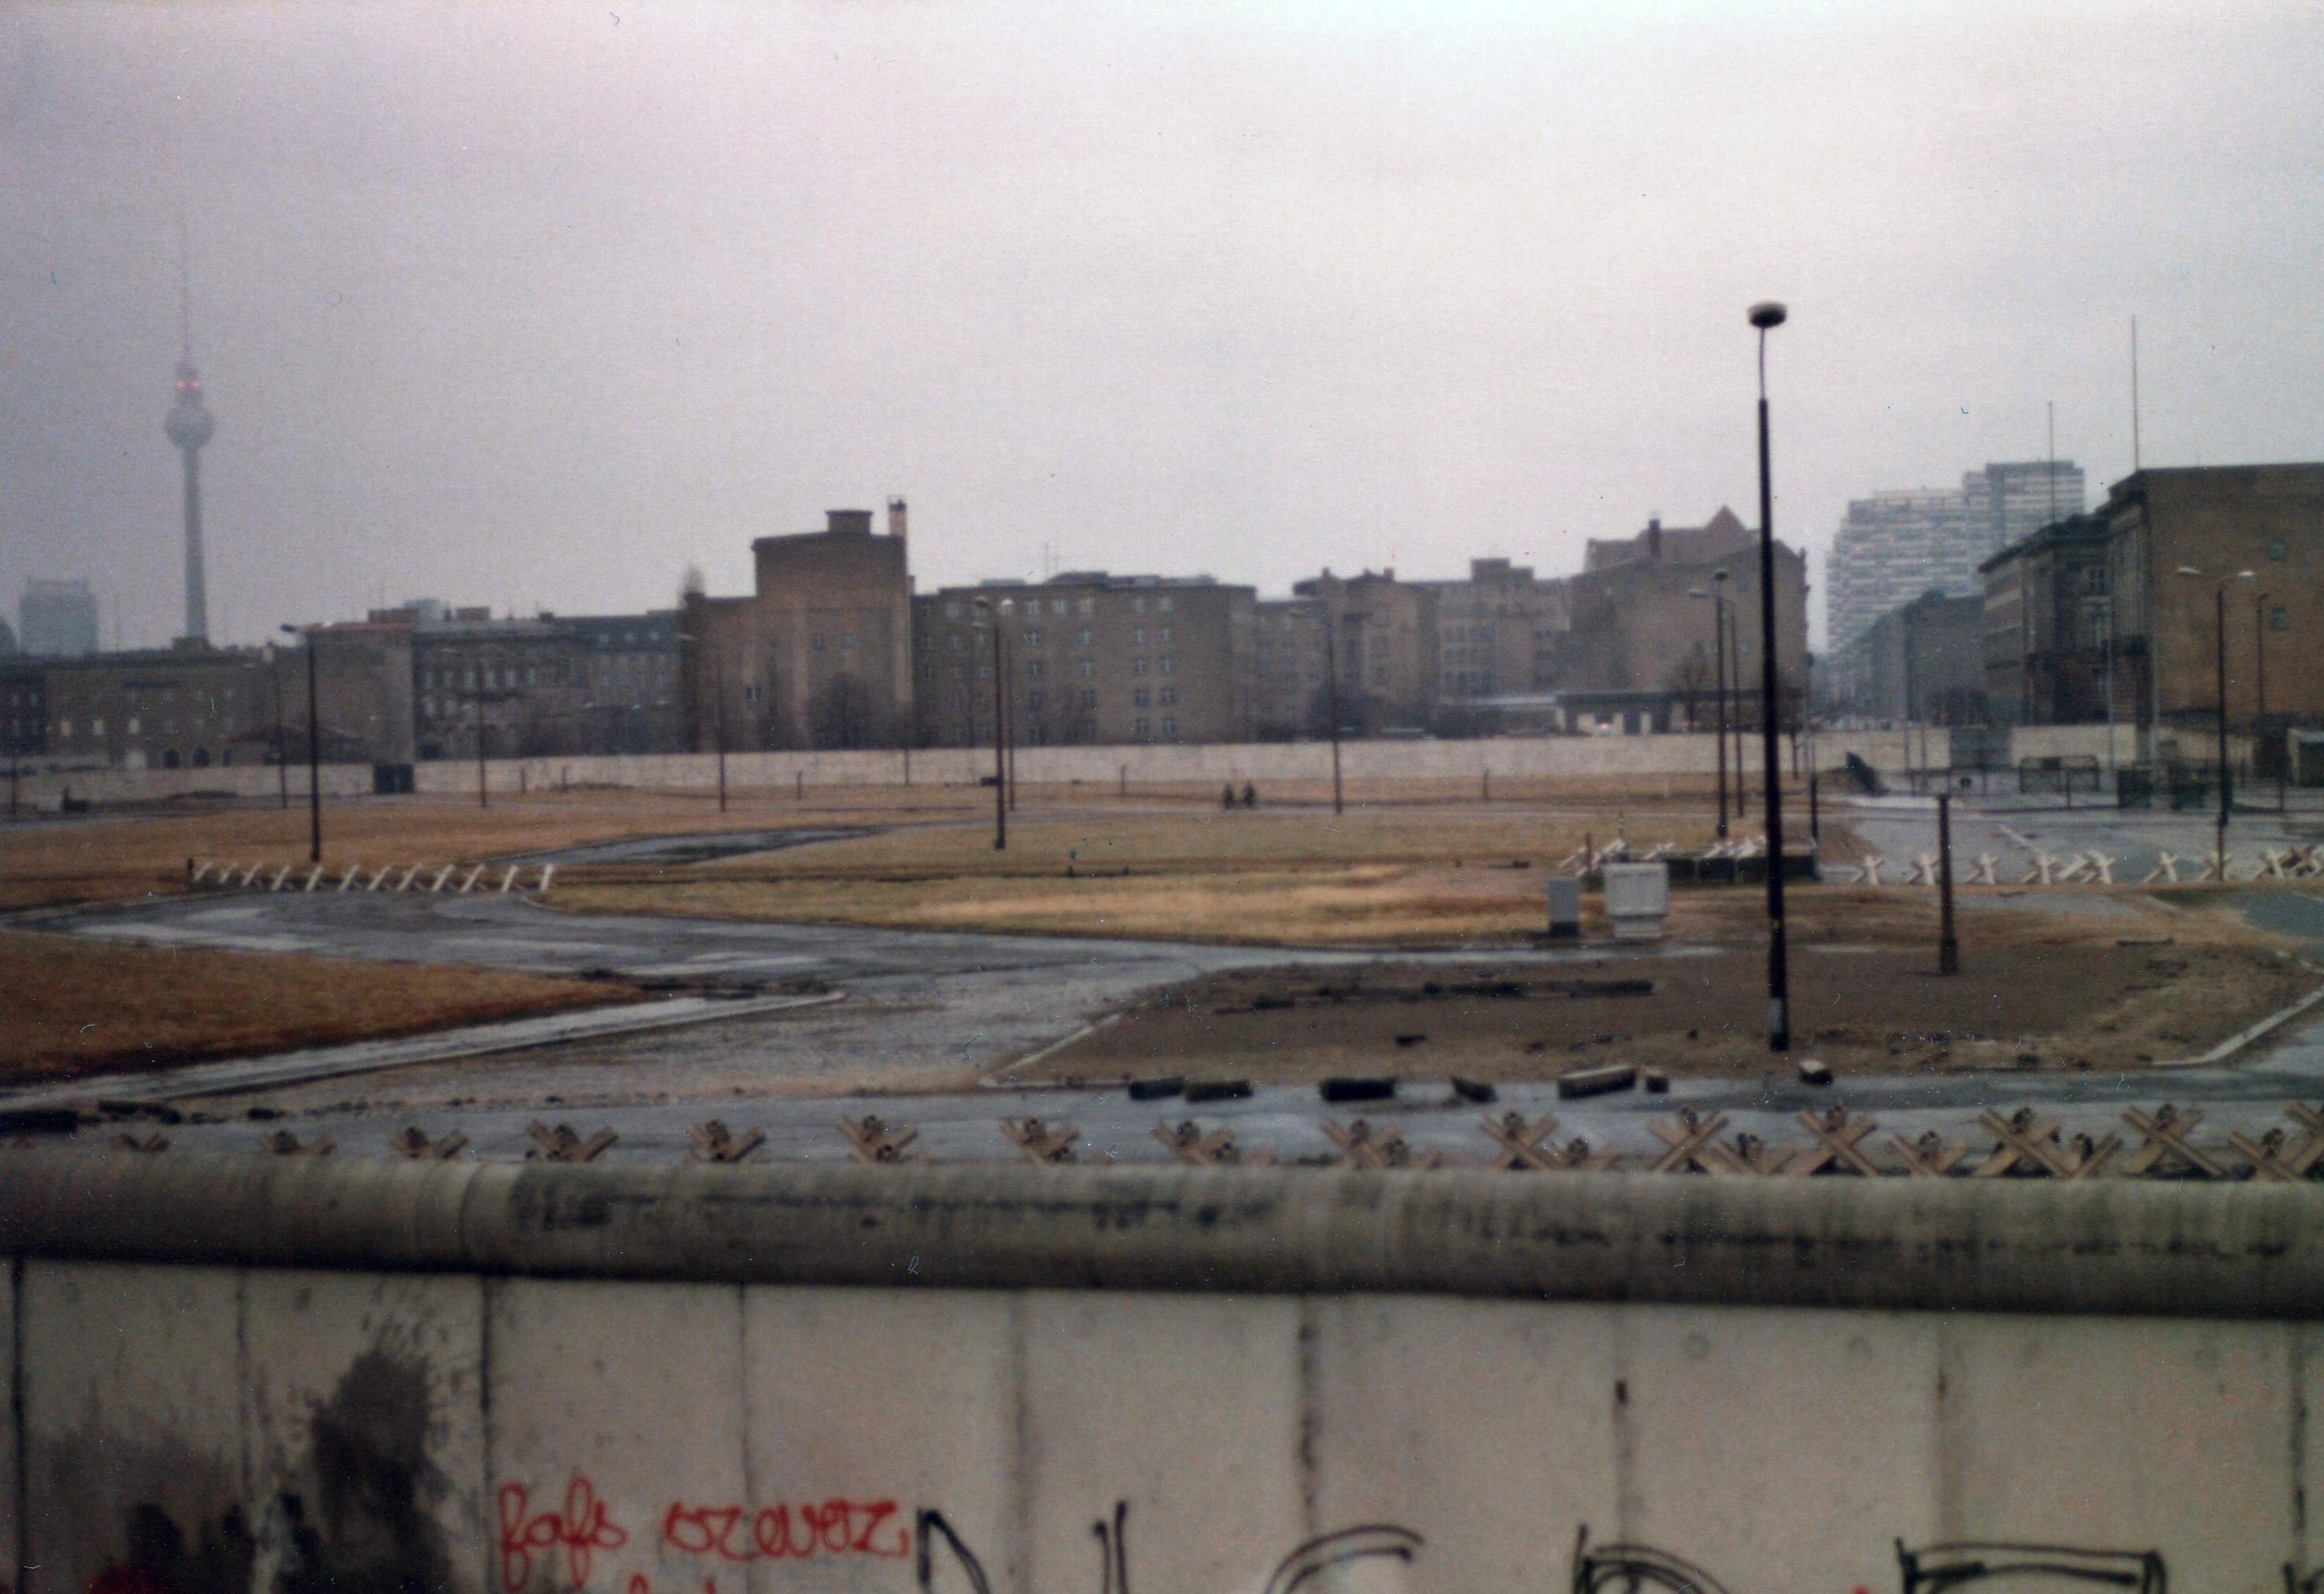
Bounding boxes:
164 230 216 645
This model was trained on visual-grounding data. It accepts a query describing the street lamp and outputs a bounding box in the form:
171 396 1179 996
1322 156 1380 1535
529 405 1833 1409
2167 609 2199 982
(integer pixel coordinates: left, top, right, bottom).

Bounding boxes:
1749 298 1791 1053
1688 581 1730 838
2176 565 2254 880
2255 589 2272 796
973 596 1010 850
279 624 322 863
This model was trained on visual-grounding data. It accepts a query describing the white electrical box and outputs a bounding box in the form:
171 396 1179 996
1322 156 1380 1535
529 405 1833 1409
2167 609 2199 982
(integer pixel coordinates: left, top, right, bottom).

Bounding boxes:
1602 861 1669 941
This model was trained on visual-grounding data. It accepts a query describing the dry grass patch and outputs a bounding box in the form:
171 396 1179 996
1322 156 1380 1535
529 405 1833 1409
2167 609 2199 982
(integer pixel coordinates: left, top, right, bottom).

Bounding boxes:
553 808 1732 945
0 929 641 1087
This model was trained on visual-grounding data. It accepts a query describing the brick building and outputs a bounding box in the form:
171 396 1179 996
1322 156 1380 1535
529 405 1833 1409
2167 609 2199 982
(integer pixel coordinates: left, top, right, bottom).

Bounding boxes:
914 574 1255 747
1251 600 1328 738
1978 515 2114 725
1415 559 1571 720
1290 570 1438 733
1825 590 1986 725
2097 466 2324 745
682 504 914 751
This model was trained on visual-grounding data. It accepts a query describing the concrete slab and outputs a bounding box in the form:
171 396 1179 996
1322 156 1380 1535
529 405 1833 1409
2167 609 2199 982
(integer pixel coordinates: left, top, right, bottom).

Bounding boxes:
1019 1293 1305 1594
20 1260 246 1594
1306 1297 1619 1594
238 1271 489 1594
1616 1304 1940 1594
741 1288 1018 1594
1938 1315 2294 1594
486 1277 748 1594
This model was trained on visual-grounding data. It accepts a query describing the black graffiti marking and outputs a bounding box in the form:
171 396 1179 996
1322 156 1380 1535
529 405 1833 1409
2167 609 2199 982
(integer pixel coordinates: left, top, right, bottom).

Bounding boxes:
1898 1541 2167 1594
1573 1526 1734 1594
1264 1526 1426 1594
1094 1501 1130 1594
916 1511 993 1594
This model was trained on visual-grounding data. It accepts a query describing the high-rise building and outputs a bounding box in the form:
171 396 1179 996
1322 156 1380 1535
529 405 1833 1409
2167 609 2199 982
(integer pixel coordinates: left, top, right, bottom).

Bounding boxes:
20 579 99 658
1827 461 2084 654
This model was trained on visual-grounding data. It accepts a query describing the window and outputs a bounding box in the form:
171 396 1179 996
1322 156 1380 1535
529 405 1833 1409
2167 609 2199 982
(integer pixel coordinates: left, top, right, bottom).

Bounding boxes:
1025 630 1044 648
2271 540 2289 561
1134 717 1150 736
56 718 70 738
812 633 826 651
944 601 962 618
1079 688 1097 708
1132 626 1146 645
2273 606 2290 632
1132 596 1147 614
977 663 992 679
841 632 855 650
1158 657 1174 676
1027 691 1045 710
1158 626 1173 644
92 718 105 737
949 634 962 651
1077 598 1094 616
1132 658 1147 676
1158 687 1177 706
1076 629 1092 648
1026 659 1046 679
127 716 140 734
1161 716 1177 736
1077 660 1095 678
1132 688 1150 707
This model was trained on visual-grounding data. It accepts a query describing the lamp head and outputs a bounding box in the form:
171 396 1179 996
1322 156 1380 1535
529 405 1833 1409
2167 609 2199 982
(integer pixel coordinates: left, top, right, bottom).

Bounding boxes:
1687 589 1709 600
1748 301 1788 330
2237 570 2256 581
2175 566 2203 578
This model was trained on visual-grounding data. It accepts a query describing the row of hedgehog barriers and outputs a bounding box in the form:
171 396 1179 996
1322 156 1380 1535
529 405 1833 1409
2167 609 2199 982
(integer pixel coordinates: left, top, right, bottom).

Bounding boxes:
187 857 556 895
90 1101 2324 1181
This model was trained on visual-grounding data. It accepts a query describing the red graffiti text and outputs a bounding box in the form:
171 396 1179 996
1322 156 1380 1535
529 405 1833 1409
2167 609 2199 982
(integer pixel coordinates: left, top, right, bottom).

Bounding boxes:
499 1478 632 1592
663 1499 911 1563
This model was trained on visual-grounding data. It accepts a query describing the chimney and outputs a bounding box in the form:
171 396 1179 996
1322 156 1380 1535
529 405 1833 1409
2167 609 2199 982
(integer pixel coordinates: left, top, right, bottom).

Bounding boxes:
826 509 874 536
1646 517 1663 559
888 497 908 540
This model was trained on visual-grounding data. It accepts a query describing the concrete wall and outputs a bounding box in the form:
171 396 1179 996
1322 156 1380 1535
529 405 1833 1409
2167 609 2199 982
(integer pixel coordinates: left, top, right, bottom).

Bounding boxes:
6 1156 2323 1594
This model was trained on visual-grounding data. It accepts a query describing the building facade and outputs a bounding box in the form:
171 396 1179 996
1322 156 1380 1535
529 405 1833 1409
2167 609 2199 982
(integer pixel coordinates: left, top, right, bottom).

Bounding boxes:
1979 515 2114 725
1289 570 1438 733
15 644 288 772
914 574 1256 748
2099 466 2324 744
1824 590 1986 725
1827 461 2086 654
1415 558 1572 724
683 505 914 751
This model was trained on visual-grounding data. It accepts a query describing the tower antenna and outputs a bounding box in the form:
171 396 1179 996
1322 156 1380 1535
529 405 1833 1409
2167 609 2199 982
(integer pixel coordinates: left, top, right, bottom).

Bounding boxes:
176 207 193 363
2130 316 2142 473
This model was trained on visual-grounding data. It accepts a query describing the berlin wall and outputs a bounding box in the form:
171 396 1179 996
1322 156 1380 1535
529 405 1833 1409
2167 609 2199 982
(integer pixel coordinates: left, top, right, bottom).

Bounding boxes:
7 729 1949 808
3 1153 2320 1594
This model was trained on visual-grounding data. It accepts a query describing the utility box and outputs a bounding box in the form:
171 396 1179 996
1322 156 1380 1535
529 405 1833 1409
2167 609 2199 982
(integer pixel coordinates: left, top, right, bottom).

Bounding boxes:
1602 861 1669 941
1546 876 1582 939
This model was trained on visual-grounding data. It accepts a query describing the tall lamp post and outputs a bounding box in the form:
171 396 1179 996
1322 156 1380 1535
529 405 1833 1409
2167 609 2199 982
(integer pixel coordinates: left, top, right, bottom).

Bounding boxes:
974 596 1009 850
2177 565 2253 881
1323 623 1344 817
279 625 322 864
2255 589 2271 798
1749 299 1792 1053
1688 582 1730 837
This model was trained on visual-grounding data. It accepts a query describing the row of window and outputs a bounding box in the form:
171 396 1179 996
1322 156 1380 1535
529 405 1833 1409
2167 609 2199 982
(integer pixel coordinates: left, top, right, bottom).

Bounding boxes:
939 594 1180 620
46 716 238 740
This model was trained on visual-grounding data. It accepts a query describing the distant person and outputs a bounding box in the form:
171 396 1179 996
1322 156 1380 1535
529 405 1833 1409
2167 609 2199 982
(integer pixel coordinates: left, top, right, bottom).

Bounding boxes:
1222 784 1236 810
1242 783 1257 808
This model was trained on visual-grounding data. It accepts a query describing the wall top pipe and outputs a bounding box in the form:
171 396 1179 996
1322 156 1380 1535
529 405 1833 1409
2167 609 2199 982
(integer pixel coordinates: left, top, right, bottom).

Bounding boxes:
2 1151 2319 1319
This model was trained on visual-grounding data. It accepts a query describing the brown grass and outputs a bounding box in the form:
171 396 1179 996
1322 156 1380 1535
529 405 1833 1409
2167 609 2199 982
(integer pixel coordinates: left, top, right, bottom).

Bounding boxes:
0 929 639 1087
551 809 1730 945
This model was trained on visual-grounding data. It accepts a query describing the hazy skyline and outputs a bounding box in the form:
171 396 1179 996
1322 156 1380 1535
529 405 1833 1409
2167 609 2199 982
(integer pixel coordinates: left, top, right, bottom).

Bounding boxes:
4 0 2320 651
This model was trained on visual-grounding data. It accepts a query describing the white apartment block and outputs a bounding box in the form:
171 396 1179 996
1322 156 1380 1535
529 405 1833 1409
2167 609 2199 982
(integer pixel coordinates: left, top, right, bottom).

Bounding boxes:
1827 460 2085 653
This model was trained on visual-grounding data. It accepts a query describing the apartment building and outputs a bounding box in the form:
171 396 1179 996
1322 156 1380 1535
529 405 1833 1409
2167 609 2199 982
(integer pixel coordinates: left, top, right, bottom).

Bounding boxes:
1290 570 1437 732
914 573 1256 747
1827 461 2085 653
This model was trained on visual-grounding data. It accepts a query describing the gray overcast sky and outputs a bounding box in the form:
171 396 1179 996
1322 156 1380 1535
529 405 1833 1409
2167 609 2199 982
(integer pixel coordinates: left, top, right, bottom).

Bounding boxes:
3 1 2320 651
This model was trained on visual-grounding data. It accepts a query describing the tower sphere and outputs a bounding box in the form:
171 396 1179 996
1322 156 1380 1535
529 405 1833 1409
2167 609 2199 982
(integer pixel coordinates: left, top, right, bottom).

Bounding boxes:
165 360 216 451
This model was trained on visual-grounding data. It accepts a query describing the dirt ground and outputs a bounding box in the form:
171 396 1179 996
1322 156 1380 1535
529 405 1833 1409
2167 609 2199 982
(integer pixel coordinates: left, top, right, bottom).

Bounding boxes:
1027 898 2322 1083
0 930 642 1086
